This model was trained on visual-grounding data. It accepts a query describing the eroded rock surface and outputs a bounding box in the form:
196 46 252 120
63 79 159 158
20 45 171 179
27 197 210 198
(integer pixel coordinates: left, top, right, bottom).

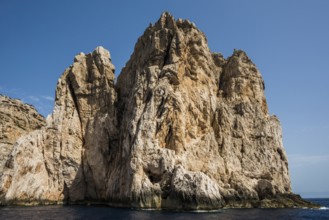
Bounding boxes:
0 95 45 174
0 13 315 209
0 47 117 204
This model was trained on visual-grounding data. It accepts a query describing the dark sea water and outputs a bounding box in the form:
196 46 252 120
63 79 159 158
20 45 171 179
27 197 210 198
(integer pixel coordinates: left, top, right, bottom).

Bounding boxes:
0 199 328 220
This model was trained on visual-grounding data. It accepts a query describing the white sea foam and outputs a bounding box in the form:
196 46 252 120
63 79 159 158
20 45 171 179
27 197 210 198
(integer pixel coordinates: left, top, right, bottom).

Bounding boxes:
319 206 329 210
190 209 222 213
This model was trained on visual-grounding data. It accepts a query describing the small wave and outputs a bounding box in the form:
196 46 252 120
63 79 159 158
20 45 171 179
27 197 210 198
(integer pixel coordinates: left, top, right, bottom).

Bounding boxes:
319 207 329 210
137 208 159 211
190 209 222 213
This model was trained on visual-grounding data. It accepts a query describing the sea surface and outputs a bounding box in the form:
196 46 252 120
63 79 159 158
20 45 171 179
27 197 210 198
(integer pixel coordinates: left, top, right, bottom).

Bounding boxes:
0 198 328 220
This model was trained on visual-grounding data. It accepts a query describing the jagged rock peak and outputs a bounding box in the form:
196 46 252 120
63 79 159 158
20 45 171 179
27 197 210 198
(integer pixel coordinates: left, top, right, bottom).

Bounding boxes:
93 46 112 59
113 13 314 209
154 11 175 29
0 46 118 205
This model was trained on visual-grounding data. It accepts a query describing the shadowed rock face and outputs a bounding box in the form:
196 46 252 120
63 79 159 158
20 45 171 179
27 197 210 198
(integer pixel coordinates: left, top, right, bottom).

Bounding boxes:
0 12 316 209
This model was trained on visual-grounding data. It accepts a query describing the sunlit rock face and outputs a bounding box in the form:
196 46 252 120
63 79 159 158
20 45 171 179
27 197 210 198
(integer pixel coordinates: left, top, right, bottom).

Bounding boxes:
0 47 117 204
0 95 45 176
0 12 315 209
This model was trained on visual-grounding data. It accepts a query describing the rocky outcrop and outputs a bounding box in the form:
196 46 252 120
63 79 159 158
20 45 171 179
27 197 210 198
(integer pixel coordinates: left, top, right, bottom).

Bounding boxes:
0 95 45 174
0 12 316 209
0 47 118 204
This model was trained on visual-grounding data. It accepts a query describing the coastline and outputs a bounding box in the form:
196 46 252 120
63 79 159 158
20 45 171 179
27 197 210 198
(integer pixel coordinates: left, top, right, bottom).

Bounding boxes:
0 193 321 210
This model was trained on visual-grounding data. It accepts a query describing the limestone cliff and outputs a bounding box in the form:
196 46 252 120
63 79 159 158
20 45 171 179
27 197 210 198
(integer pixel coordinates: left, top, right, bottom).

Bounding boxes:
0 95 45 175
0 47 117 204
0 13 315 209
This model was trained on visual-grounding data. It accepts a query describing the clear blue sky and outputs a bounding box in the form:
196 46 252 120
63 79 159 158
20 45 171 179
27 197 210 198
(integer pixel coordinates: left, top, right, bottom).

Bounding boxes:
0 0 328 198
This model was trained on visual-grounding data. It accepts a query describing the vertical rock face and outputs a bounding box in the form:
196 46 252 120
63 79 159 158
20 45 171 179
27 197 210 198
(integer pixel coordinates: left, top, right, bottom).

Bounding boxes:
0 47 117 204
0 13 314 209
0 95 45 174
115 12 292 209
